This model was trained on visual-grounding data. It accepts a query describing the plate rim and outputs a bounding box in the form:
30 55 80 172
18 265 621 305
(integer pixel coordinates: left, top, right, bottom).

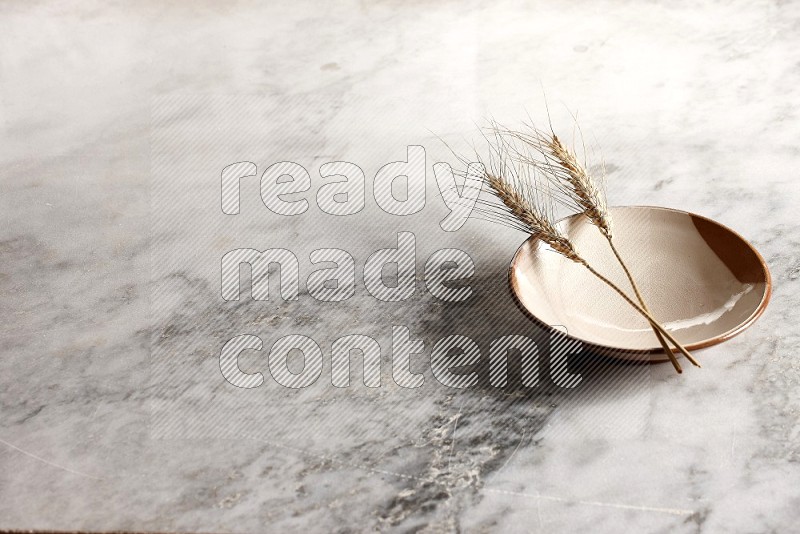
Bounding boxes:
507 205 772 359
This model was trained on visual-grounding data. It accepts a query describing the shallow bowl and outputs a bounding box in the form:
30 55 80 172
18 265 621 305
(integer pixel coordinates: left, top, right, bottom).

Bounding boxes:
508 206 771 362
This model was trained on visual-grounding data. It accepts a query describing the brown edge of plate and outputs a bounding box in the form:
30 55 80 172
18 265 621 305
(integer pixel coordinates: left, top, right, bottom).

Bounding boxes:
507 205 772 362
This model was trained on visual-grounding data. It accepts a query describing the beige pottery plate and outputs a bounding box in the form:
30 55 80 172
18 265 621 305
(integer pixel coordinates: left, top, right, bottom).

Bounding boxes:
508 206 771 362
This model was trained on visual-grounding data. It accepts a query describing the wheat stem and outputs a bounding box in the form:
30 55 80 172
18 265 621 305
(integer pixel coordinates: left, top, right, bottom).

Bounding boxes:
606 238 688 371
582 263 700 369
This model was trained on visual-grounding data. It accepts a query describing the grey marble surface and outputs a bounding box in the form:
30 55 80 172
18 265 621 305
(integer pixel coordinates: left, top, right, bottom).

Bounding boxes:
1 1 799 532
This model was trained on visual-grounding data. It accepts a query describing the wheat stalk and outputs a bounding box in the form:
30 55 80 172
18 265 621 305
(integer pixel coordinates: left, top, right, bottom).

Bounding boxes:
492 121 700 371
479 167 697 371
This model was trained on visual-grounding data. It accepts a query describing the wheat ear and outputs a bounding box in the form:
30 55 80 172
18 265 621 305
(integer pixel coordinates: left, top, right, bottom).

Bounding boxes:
483 173 582 262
